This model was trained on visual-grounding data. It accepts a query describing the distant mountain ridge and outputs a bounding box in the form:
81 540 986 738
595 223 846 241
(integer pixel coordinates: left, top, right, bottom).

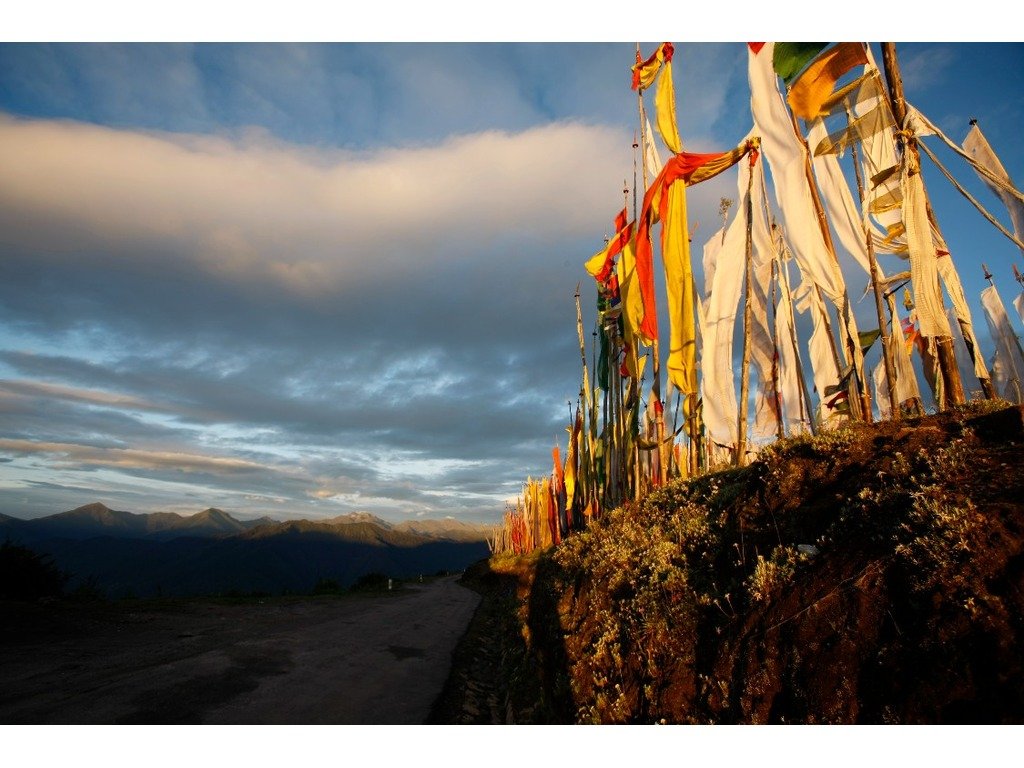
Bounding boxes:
0 502 493 544
0 502 494 598
0 502 276 542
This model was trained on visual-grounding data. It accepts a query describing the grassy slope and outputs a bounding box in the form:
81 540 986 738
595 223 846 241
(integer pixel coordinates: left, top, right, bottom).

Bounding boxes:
465 402 1024 724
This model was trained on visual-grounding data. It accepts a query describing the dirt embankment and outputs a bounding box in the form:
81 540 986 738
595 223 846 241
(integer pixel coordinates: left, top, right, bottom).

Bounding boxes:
460 404 1024 724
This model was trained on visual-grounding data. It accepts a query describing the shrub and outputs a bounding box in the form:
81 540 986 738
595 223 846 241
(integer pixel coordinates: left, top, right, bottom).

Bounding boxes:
312 577 343 595
351 572 391 591
746 547 800 604
0 541 69 600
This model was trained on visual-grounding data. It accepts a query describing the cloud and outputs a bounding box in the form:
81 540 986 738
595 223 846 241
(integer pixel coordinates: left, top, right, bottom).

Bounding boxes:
0 438 272 475
0 114 630 297
0 116 616 508
0 44 743 147
0 378 172 414
0 43 750 523
898 45 955 93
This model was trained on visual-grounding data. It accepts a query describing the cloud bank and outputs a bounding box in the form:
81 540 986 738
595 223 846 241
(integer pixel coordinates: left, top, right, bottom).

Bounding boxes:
0 111 636 521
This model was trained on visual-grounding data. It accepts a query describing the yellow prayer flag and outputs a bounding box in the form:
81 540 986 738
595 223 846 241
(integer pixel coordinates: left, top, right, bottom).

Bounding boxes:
616 234 652 348
654 59 682 154
661 177 697 402
585 241 612 279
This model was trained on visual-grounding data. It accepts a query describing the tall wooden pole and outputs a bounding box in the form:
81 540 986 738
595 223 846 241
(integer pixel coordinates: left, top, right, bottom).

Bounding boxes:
881 42 965 409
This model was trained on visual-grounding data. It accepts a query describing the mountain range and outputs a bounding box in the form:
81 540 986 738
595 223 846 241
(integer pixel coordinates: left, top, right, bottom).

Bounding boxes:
1 503 495 598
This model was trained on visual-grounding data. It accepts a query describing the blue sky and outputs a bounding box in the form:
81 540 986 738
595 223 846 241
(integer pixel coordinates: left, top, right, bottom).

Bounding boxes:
0 32 1022 522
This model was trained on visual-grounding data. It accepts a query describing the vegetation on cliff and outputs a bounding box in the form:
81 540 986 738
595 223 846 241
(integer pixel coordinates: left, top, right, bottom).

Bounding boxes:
473 402 1024 724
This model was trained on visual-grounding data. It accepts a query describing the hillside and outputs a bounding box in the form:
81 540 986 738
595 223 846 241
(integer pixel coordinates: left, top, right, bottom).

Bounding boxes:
443 402 1024 724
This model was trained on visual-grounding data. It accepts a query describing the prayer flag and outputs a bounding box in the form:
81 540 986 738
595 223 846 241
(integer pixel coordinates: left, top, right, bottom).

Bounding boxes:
634 139 756 343
773 42 828 86
787 42 868 121
963 122 1024 257
585 208 633 284
631 42 673 91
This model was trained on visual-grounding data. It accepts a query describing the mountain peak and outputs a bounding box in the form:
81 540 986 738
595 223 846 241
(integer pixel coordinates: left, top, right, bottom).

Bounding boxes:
43 502 143 534
185 507 243 532
326 512 392 529
196 507 231 520
71 502 113 515
394 518 492 542
62 502 135 523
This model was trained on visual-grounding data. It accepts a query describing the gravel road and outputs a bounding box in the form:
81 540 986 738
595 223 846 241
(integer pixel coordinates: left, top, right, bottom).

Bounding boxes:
0 576 480 724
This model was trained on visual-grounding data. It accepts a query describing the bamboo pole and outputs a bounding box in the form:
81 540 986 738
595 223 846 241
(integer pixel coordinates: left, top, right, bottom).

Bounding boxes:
635 45 668 487
925 202 996 400
881 41 965 409
688 228 700 478
788 109 869 422
574 285 591 516
815 286 844 388
625 146 642 501
619 182 632 497
848 118 901 419
590 327 600 517
737 159 755 466
769 256 785 439
891 289 927 416
775 228 818 435
609 315 622 506
985 263 1024 364
602 341 610 506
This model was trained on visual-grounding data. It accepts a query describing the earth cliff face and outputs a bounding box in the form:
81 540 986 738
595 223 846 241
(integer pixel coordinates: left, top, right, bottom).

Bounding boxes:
473 403 1024 724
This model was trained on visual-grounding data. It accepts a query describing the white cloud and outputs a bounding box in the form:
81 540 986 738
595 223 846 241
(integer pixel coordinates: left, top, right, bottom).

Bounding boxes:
0 114 631 297
899 46 956 92
0 438 272 474
0 378 169 414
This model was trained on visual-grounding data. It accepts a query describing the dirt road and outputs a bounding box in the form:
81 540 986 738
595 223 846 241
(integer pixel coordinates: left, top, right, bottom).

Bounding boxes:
0 576 480 724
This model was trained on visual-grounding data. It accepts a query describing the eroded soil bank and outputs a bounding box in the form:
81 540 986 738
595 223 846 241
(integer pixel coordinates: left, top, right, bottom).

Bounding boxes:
448 405 1024 724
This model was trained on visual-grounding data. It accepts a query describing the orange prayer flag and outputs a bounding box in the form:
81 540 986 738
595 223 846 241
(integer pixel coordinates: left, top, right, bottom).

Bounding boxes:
787 42 869 121
584 207 633 284
634 139 757 341
631 42 673 91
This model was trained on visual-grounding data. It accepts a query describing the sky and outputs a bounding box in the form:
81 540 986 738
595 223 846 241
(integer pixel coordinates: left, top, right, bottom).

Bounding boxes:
1 11 1022 524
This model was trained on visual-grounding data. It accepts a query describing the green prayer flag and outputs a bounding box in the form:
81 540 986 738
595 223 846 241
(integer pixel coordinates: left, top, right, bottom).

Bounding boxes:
597 322 610 391
858 328 882 354
773 42 829 86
